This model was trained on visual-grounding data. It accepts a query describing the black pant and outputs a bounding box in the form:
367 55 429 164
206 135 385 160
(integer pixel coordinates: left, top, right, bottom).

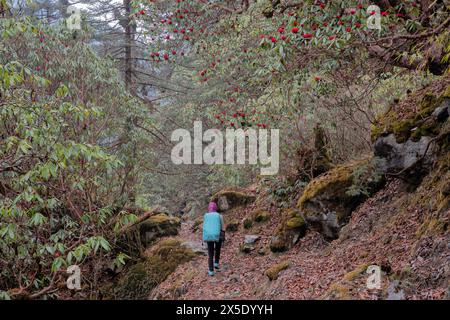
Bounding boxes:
207 241 222 272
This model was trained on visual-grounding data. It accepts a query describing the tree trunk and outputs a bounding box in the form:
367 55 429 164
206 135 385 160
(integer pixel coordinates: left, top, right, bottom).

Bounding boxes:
124 0 133 92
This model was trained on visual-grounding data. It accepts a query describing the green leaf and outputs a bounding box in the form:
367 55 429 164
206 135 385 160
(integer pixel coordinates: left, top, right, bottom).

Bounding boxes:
51 257 65 273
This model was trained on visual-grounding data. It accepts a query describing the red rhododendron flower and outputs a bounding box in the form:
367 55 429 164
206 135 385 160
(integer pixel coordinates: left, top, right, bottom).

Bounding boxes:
302 33 313 39
291 27 299 33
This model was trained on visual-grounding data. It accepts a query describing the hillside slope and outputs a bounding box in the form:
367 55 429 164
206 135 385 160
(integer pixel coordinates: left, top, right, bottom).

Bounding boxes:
149 80 449 300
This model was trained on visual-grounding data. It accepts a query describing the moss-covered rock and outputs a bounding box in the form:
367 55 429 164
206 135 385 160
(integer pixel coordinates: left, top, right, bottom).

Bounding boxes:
210 189 256 211
269 235 287 253
225 219 239 232
138 214 181 246
191 219 202 233
114 239 196 299
270 208 307 251
239 243 254 254
286 216 306 229
243 217 253 229
252 210 270 223
265 261 290 281
297 159 384 239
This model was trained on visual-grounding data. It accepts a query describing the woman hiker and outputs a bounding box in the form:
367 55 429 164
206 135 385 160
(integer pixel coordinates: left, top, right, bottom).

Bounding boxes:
202 202 225 276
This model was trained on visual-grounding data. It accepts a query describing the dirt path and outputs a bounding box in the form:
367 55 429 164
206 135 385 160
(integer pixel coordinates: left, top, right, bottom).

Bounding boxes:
151 204 342 299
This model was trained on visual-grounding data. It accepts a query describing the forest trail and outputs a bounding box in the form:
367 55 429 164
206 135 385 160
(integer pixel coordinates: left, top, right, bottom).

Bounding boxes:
150 178 449 300
151 215 353 300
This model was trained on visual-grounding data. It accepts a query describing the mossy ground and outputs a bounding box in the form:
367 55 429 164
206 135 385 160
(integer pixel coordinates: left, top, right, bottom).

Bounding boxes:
371 84 450 143
343 263 370 281
113 239 196 299
413 152 450 238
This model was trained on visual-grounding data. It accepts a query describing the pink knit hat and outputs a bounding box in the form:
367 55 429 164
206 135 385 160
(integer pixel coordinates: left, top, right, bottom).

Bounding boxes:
208 202 218 212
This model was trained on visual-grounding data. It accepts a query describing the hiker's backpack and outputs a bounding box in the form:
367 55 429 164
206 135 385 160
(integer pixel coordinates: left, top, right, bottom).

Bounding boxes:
202 212 221 242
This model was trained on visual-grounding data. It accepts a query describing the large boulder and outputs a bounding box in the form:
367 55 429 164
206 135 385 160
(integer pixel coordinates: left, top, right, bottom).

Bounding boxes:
239 235 260 254
181 241 207 255
374 134 436 174
244 235 261 244
210 189 256 212
371 88 449 177
138 214 181 246
297 159 384 239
